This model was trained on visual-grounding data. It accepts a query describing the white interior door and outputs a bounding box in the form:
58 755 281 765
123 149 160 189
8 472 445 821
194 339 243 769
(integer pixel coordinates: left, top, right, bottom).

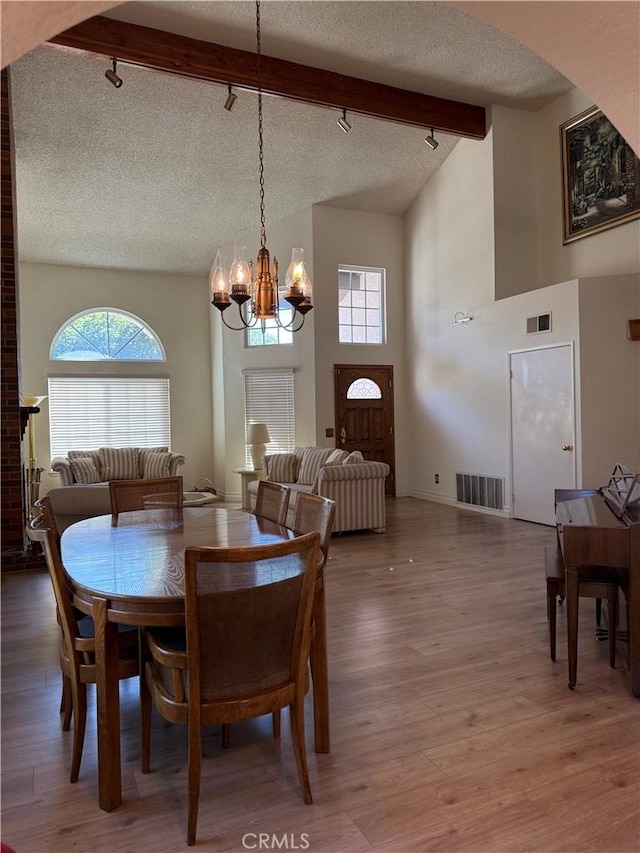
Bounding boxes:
510 344 576 525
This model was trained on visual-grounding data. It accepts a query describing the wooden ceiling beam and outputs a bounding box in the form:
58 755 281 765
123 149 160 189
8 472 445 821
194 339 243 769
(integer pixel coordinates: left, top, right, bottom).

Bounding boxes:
48 15 486 140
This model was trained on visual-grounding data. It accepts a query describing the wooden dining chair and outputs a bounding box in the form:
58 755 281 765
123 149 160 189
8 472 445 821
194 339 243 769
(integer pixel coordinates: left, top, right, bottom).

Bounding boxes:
139 531 321 846
27 498 139 783
109 476 184 524
33 493 62 553
32 496 68 719
254 480 290 526
272 492 335 746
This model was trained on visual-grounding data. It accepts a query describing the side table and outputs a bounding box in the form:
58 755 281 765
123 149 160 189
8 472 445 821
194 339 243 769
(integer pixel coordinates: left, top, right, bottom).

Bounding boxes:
232 467 264 510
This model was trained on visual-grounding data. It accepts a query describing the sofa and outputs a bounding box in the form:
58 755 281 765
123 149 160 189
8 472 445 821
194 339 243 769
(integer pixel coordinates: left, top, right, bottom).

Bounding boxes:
47 446 186 531
247 446 390 533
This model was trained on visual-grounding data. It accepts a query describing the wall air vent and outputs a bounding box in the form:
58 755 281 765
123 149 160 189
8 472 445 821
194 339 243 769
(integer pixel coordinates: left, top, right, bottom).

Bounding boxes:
456 473 504 511
526 312 552 334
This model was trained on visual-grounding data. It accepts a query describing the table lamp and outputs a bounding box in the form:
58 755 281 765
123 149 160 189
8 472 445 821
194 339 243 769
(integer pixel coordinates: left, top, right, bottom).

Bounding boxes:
246 422 271 471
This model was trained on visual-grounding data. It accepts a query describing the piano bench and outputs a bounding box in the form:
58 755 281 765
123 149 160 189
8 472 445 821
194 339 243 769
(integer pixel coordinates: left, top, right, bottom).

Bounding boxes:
544 546 618 678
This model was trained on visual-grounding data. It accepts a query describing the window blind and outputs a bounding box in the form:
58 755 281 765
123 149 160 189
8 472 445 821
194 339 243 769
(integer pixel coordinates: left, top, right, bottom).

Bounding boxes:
48 376 171 458
243 369 295 465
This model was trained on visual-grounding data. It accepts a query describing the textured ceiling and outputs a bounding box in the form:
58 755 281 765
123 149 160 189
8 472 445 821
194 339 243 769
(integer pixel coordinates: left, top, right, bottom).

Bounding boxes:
11 1 572 276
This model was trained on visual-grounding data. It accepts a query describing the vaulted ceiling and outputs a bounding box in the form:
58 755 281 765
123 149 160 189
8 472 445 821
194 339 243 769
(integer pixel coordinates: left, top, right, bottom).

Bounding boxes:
10 1 572 276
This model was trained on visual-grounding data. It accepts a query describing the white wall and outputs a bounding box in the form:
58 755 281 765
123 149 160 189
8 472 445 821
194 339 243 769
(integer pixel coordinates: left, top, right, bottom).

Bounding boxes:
211 204 407 497
492 106 538 299
534 89 640 290
493 92 640 300
406 131 499 504
19 262 213 493
312 205 407 494
405 89 640 513
578 274 640 485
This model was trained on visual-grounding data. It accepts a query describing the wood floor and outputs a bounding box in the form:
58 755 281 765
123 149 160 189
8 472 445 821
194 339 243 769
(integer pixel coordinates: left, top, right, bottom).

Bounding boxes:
2 498 639 852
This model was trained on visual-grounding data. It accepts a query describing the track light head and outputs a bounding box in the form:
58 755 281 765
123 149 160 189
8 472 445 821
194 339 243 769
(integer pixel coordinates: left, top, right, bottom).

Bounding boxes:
424 128 439 150
337 109 352 134
224 85 237 112
105 59 123 88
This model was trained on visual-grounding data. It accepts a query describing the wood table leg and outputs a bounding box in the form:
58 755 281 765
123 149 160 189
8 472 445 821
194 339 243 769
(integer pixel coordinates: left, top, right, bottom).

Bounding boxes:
311 578 330 753
93 596 122 811
566 567 579 690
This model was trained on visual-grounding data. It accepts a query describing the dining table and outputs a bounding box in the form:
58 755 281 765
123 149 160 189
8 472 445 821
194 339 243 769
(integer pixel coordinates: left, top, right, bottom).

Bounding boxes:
61 505 330 812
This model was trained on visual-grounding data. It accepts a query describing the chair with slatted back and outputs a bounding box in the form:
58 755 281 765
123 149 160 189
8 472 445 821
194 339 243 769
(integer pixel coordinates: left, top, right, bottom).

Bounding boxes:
272 492 335 748
139 532 321 846
254 480 290 525
109 476 184 525
34 494 61 554
33 496 72 722
220 479 294 751
27 498 139 783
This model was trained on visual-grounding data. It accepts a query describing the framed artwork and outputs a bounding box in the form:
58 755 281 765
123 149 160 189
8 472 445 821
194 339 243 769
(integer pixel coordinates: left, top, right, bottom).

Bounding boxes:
560 106 640 243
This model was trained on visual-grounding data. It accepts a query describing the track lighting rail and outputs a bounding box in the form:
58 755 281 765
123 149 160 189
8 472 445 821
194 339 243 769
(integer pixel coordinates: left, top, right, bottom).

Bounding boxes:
48 15 486 139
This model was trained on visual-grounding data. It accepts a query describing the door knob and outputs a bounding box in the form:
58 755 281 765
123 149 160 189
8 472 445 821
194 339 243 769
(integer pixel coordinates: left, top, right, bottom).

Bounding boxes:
340 427 346 444
562 444 573 451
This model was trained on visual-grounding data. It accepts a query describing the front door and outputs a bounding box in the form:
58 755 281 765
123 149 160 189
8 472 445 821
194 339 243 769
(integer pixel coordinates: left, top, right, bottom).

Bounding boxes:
510 344 576 525
334 364 395 496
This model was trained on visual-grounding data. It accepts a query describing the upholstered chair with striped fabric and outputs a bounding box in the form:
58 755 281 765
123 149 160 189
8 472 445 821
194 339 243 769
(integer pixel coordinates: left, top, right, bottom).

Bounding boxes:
247 446 389 534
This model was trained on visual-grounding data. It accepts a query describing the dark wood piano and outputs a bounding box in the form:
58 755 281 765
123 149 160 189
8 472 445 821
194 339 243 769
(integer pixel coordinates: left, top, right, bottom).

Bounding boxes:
556 464 640 697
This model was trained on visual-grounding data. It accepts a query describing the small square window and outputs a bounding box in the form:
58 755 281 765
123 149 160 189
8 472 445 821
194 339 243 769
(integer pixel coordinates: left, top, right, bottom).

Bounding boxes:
246 305 294 347
338 266 385 345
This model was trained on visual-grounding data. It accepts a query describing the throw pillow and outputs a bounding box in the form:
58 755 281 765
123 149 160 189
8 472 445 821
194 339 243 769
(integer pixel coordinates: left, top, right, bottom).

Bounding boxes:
141 450 172 479
69 456 101 484
326 449 349 464
98 447 139 481
343 450 365 464
297 447 333 485
139 446 169 477
265 453 300 483
68 449 102 470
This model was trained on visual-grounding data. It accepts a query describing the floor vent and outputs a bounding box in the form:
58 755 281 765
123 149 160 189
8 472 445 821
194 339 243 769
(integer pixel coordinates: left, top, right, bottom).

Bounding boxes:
456 473 504 510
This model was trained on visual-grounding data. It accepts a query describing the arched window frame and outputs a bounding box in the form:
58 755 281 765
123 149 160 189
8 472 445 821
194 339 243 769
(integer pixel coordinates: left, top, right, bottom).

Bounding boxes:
49 307 166 362
346 378 382 399
47 308 171 458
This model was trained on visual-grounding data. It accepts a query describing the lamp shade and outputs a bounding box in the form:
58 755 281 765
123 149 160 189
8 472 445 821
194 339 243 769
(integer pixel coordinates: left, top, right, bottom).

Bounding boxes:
21 395 47 407
247 422 271 445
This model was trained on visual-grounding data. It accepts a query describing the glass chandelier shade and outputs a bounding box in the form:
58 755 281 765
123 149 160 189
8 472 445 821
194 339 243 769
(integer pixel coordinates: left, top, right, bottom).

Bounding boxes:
209 0 313 332
210 244 313 328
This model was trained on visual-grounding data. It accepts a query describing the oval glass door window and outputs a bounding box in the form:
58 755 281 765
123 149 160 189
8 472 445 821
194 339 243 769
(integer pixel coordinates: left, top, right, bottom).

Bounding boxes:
346 378 382 399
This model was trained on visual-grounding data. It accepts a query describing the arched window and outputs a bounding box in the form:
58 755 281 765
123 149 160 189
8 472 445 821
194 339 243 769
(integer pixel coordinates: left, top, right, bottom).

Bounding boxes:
50 308 165 361
346 378 382 399
48 309 170 457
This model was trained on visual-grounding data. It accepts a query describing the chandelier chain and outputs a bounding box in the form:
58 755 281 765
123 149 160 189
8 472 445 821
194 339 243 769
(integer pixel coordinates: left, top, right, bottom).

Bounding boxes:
256 0 266 249
210 0 310 333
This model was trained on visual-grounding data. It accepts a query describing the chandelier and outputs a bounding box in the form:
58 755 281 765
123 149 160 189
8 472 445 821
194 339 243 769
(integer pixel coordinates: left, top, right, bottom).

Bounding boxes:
210 0 313 332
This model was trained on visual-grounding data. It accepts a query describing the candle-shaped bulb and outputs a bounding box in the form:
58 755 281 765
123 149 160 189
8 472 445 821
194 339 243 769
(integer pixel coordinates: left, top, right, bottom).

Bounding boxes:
209 250 230 303
229 245 251 293
285 248 305 293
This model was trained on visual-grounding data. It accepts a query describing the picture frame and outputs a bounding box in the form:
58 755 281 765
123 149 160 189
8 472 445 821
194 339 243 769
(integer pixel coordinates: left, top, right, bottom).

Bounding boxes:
560 106 640 244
